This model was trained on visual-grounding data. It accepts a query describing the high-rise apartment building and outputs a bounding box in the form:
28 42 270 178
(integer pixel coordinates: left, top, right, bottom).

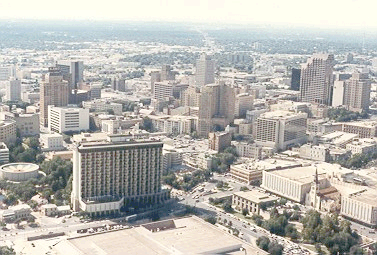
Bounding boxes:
71 135 170 215
299 53 334 105
5 78 21 101
40 67 69 127
255 111 307 150
195 53 215 87
0 66 16 81
198 82 235 137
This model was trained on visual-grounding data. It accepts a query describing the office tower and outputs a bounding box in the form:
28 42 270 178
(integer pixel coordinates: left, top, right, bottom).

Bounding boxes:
111 78 126 92
40 67 69 127
71 135 170 215
344 72 371 112
346 53 354 63
160 65 175 81
291 68 301 91
0 66 16 81
198 82 235 137
153 81 189 101
234 93 254 117
182 86 201 107
48 105 89 133
299 53 334 105
150 71 161 93
195 53 215 87
255 111 307 151
56 61 84 103
5 78 21 101
332 80 345 107
332 72 371 112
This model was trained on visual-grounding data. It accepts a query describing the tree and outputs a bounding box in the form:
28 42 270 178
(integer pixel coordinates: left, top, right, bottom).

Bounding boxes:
256 236 270 251
205 216 217 225
268 242 284 255
242 208 249 216
0 246 15 255
239 186 249 191
223 202 234 213
300 209 322 242
141 117 153 132
349 245 364 255
251 214 263 226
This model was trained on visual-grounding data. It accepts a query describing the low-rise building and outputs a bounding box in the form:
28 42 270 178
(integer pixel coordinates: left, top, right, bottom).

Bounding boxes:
346 138 377 155
341 189 377 227
293 144 330 162
232 190 278 215
318 131 358 148
14 113 40 137
0 204 31 222
208 132 231 152
342 121 377 138
40 133 65 151
82 99 122 115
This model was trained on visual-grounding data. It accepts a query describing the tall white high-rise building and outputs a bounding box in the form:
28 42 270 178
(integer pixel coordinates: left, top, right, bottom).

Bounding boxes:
5 78 21 101
71 135 170 215
300 53 334 105
195 53 215 87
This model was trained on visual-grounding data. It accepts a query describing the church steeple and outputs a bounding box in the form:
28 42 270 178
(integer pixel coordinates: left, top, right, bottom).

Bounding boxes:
314 168 319 185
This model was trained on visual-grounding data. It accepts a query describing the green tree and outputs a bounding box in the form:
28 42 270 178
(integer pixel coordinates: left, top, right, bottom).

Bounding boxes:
242 208 248 216
205 216 217 225
268 242 284 255
256 236 270 251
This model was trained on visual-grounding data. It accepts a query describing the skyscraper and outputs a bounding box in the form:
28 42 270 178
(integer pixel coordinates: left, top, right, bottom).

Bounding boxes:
5 78 21 101
71 135 170 215
40 67 69 127
299 53 334 105
195 53 215 87
344 72 371 112
290 68 301 91
198 82 235 137
56 61 84 104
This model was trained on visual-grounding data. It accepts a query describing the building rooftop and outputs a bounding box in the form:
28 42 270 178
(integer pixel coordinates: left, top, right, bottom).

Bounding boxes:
0 163 39 173
53 216 266 255
233 190 278 204
349 189 377 207
260 110 306 120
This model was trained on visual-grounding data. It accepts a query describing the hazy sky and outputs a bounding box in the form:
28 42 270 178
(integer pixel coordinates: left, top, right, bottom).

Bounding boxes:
0 0 375 29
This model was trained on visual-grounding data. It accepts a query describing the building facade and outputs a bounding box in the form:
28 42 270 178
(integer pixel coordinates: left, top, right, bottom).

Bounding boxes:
6 78 21 101
40 68 69 127
195 53 215 87
300 53 334 105
71 135 170 215
48 105 89 133
255 111 307 150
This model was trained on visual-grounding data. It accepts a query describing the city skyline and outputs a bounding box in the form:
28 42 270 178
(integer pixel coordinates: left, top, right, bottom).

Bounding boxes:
0 0 377 30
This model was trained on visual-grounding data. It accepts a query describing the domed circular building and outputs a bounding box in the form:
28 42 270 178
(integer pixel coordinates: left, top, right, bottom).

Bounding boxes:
0 163 39 182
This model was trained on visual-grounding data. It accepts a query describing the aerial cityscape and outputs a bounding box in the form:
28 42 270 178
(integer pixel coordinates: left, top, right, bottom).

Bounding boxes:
1 1 377 255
